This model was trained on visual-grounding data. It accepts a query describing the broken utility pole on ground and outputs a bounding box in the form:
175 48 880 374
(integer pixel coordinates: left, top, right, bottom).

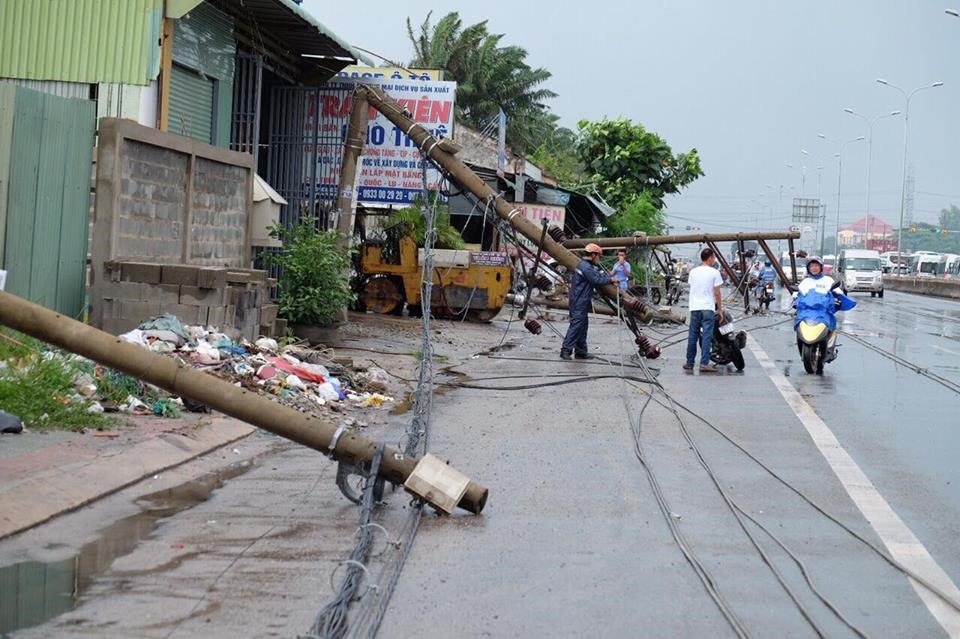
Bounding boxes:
564 231 803 310
0 291 488 514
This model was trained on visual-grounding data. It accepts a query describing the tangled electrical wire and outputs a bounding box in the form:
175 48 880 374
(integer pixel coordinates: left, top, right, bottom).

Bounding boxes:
305 144 442 639
602 311 960 637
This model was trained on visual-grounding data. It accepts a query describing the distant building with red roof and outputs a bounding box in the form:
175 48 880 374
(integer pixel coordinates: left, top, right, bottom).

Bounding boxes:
838 214 897 250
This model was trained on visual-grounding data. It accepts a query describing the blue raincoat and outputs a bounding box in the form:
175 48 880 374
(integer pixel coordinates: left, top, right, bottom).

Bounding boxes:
794 287 856 332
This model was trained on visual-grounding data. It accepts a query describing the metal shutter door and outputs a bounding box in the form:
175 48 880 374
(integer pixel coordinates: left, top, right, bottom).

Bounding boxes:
169 64 214 144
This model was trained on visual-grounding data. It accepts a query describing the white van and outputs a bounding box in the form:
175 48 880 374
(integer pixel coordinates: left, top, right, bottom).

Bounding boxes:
837 249 884 297
909 252 946 277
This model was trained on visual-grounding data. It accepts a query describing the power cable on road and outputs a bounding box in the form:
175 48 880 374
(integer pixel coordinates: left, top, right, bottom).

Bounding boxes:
839 329 960 395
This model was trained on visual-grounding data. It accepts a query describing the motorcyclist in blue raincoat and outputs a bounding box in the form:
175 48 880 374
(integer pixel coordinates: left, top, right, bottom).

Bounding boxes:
561 243 618 360
793 256 856 331
754 261 777 295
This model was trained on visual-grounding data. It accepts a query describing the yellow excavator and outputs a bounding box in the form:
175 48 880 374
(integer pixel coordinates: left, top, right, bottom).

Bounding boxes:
355 235 512 321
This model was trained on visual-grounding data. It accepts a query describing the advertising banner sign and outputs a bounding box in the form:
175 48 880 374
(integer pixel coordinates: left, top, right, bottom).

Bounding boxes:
336 66 442 81
312 77 456 206
512 204 566 251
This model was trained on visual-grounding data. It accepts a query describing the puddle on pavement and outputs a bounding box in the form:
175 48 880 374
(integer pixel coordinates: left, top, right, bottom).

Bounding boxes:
0 461 255 636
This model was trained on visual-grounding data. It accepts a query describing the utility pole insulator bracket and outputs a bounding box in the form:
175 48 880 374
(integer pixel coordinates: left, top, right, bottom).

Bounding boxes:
404 454 471 514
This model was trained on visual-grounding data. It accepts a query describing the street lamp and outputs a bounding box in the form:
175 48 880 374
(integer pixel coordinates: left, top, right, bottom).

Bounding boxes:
817 133 865 254
876 78 944 268
785 160 806 196
843 108 901 246
947 9 959 17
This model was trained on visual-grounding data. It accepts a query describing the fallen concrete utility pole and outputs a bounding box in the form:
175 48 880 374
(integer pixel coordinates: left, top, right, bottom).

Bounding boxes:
0 291 488 514
506 294 685 323
566 230 802 295
352 85 658 353
562 230 801 249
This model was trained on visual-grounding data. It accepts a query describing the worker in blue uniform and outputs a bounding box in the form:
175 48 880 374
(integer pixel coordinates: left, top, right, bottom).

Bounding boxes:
561 243 618 360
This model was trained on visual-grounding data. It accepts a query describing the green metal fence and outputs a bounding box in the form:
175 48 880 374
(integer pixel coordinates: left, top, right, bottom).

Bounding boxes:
0 85 96 318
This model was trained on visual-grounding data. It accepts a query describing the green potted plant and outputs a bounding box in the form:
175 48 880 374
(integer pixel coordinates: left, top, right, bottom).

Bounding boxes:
263 217 355 341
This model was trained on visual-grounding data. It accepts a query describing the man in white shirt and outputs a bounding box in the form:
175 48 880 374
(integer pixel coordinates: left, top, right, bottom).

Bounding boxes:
684 247 724 373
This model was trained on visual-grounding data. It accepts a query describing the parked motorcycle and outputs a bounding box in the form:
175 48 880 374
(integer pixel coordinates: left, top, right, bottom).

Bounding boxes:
711 310 746 371
794 280 856 374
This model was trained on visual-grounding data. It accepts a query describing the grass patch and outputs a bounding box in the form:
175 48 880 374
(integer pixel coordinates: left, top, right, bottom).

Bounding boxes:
0 329 118 431
407 350 449 362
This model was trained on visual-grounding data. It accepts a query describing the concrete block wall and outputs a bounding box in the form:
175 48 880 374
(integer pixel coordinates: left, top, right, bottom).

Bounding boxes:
91 118 255 330
100 262 283 340
189 159 248 264
116 144 188 262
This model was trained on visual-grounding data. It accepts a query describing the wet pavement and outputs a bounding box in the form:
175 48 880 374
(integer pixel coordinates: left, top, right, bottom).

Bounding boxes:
1 295 959 637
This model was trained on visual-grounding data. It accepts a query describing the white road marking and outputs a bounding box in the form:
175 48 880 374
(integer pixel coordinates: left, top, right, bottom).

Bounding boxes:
747 335 960 637
933 345 960 357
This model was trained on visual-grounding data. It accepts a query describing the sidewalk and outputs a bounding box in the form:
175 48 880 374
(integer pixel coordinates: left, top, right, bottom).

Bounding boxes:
0 414 255 539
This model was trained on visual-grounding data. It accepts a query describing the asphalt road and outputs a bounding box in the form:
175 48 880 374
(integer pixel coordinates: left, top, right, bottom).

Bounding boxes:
2 293 959 638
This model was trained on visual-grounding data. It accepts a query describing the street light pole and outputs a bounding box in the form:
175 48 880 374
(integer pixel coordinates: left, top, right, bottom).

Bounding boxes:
817 133 865 255
785 162 806 196
876 78 944 268
843 108 901 248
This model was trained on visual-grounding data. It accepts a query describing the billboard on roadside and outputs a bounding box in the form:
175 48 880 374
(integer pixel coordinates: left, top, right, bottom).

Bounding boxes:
336 66 443 81
512 204 566 253
310 76 456 206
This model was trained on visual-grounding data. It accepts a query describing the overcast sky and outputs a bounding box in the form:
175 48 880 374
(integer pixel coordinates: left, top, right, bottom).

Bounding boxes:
306 0 959 243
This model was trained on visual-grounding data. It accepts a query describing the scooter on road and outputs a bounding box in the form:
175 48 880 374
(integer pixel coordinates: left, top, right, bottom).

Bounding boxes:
793 280 856 374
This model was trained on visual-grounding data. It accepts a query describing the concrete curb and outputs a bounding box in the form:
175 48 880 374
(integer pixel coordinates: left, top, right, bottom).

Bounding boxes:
0 418 256 540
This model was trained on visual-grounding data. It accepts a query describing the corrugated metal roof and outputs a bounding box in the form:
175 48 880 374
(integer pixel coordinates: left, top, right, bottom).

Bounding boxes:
209 0 369 75
275 0 373 65
0 0 163 86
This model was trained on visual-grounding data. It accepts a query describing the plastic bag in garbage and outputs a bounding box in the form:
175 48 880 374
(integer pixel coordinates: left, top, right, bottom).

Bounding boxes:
0 409 24 434
285 374 307 390
328 377 346 401
315 382 340 402
118 329 147 347
357 367 390 392
255 337 279 352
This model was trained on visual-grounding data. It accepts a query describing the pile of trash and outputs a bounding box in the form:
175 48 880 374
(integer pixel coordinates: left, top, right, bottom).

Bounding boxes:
113 314 395 416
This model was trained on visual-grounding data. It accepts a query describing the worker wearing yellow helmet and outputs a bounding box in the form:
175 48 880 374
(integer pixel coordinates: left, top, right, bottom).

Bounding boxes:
560 243 617 360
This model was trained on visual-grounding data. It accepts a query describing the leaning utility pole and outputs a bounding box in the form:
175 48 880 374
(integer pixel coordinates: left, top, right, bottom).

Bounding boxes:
0 291 488 514
352 84 659 356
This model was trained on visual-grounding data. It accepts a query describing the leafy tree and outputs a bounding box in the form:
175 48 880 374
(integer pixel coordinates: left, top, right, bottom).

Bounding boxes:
601 193 663 237
897 222 960 254
575 117 704 235
527 125 581 185
939 204 960 232
406 12 556 152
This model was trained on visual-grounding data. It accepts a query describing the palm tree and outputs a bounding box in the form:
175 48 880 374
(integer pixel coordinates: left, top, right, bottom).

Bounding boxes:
405 12 557 152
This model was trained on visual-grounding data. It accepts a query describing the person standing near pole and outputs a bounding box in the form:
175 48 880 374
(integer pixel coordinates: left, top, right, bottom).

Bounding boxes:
560 243 618 360
611 249 632 290
684 247 723 373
